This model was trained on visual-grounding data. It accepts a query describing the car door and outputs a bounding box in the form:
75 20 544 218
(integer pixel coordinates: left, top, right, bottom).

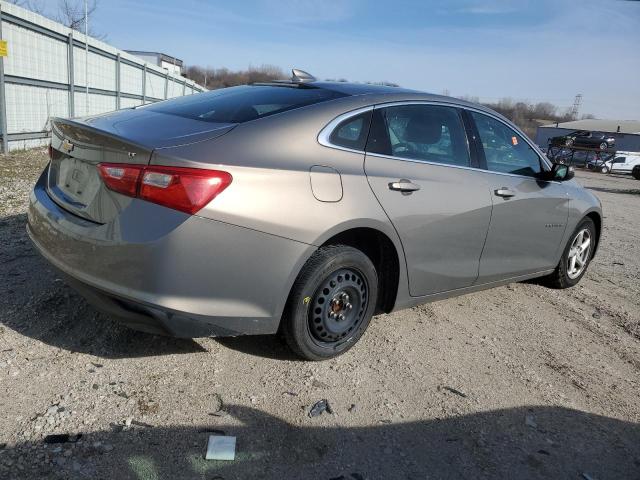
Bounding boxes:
468 110 570 283
364 103 492 296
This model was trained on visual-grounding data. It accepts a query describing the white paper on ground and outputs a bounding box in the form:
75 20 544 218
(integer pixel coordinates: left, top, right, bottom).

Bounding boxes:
205 435 236 461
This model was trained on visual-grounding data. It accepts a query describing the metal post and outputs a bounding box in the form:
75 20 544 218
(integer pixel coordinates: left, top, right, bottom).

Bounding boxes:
182 81 186 96
0 5 9 154
115 53 121 110
142 64 146 104
164 71 168 100
67 32 75 117
84 0 89 115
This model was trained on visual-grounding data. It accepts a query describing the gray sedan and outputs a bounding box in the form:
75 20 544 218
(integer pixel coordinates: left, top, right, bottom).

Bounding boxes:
27 70 602 360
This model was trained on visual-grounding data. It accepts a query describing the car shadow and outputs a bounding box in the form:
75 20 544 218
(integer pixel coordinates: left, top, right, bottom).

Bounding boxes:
2 404 638 479
0 213 206 359
215 335 300 361
587 186 640 196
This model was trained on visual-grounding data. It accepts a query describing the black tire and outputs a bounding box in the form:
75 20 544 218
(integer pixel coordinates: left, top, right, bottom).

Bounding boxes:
544 218 596 289
599 142 608 150
282 245 378 361
565 138 574 147
633 167 640 180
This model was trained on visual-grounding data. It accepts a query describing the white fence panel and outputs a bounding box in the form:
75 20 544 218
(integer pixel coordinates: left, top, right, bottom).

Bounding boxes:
120 62 142 95
0 1 206 152
3 22 68 83
120 97 143 109
5 83 68 132
145 71 165 100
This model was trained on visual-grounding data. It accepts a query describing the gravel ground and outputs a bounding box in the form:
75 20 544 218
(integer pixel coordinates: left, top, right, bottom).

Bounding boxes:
0 150 639 480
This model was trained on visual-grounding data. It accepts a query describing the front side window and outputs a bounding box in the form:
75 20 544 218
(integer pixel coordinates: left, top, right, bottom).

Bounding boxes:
470 112 542 177
367 105 470 167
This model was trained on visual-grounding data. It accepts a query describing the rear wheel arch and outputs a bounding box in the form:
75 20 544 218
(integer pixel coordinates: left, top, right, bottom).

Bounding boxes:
318 227 401 315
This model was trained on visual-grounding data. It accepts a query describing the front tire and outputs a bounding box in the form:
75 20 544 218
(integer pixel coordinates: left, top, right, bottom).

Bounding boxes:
599 142 608 150
545 218 596 289
600 165 610 173
282 245 378 360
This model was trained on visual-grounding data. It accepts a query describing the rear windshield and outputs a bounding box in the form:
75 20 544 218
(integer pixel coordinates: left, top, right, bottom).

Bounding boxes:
144 85 347 123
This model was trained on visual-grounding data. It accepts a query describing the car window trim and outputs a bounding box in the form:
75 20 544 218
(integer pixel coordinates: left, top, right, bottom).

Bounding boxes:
317 100 555 181
318 106 375 154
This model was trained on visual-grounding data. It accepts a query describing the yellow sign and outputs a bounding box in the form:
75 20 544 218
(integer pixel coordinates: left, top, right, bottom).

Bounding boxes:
0 40 7 57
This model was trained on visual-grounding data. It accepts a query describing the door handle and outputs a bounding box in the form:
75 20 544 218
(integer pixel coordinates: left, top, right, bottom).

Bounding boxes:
494 187 516 198
389 179 421 194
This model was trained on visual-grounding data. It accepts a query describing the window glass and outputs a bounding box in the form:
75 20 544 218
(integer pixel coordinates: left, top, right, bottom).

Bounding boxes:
471 112 542 177
366 105 470 167
329 111 371 151
145 85 347 123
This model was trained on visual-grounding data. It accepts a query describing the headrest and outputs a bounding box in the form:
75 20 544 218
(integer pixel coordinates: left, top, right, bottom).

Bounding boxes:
404 113 443 144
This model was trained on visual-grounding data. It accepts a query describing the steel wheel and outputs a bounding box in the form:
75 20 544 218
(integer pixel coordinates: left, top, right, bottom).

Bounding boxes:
308 268 368 345
567 228 592 279
565 138 574 147
599 142 608 150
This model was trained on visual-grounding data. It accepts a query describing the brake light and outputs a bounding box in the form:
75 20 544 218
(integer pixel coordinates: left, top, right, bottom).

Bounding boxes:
97 163 232 214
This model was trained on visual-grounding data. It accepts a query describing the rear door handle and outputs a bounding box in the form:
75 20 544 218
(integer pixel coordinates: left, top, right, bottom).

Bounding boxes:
389 179 421 194
494 187 516 198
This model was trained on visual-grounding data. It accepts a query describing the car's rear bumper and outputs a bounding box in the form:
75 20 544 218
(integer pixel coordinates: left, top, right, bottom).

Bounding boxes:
27 166 314 337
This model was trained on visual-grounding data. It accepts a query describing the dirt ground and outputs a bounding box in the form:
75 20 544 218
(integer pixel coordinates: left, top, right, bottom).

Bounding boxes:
0 149 638 480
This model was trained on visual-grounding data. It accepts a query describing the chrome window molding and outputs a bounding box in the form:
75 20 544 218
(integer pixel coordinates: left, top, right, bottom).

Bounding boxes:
317 106 374 154
365 151 560 184
317 100 556 181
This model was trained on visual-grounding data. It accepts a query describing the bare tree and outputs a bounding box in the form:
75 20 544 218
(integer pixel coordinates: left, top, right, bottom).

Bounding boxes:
184 65 286 89
56 0 105 39
5 0 45 14
7 0 106 39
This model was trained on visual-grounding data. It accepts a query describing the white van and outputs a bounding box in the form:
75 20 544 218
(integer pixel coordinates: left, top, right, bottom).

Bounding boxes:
597 153 640 174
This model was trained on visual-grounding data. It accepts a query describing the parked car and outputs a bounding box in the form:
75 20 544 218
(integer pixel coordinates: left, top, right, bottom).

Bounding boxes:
548 130 615 151
27 70 603 360
589 154 640 173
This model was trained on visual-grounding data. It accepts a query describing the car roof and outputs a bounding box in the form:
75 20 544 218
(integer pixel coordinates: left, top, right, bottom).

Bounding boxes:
250 80 516 129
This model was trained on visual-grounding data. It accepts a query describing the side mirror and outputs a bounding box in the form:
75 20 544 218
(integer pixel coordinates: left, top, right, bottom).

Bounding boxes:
550 163 574 181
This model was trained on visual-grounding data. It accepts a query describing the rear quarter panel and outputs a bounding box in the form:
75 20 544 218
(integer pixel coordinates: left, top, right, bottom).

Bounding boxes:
150 99 412 312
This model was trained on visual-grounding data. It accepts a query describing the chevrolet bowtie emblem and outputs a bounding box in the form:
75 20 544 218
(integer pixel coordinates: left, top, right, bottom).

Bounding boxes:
61 139 74 153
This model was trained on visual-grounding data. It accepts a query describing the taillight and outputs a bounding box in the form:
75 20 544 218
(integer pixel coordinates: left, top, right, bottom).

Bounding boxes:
98 164 142 197
97 163 232 214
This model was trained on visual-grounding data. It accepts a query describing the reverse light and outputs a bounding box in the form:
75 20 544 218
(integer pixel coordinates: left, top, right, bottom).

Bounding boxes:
97 163 232 214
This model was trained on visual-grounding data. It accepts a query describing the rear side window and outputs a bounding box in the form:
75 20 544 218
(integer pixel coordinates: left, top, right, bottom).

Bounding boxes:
366 105 470 167
470 111 542 177
145 85 347 123
329 111 372 151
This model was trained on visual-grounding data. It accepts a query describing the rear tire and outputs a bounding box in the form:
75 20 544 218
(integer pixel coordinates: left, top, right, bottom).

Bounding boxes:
282 245 378 361
544 218 596 289
600 165 610 173
633 168 640 180
599 142 608 150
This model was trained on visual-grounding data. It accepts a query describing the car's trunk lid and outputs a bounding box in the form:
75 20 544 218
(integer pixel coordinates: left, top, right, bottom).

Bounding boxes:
47 113 234 223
